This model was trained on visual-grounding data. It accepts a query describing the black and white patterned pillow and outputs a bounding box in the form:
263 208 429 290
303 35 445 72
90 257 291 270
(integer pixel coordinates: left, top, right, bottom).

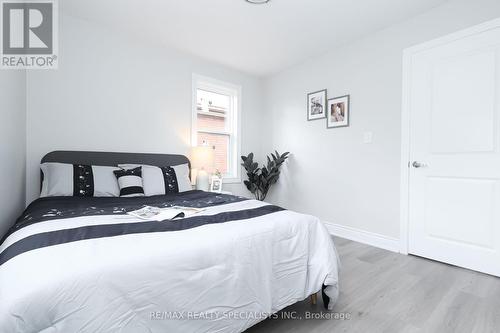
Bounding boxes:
40 163 120 197
118 164 191 196
113 167 145 197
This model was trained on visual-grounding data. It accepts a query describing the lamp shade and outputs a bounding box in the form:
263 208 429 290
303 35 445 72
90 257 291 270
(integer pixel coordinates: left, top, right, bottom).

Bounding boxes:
191 145 215 170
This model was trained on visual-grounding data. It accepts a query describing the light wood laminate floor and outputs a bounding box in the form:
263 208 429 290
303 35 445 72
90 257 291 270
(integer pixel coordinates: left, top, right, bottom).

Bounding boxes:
246 237 500 333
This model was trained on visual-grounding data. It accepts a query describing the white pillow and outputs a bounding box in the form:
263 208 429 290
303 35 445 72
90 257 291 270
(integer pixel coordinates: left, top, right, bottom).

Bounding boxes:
40 162 120 197
118 164 191 196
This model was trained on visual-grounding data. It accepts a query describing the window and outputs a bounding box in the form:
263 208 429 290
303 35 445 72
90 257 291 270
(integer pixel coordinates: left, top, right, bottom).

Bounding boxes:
192 75 241 182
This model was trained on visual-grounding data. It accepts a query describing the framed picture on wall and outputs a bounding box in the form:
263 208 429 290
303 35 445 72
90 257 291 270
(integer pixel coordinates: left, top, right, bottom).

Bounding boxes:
307 89 327 121
327 95 350 128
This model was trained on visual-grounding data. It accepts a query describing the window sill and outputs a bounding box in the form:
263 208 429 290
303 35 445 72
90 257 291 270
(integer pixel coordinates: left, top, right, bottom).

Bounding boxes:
222 177 241 184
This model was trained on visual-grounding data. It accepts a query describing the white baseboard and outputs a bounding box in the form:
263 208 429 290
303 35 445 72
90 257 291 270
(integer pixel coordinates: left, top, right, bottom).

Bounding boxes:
323 221 400 253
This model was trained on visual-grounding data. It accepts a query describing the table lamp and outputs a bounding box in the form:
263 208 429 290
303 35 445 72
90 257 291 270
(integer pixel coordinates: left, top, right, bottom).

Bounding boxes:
191 144 215 191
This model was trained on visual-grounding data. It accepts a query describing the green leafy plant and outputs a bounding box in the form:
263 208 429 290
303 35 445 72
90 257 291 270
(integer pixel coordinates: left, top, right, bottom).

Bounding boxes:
241 151 290 201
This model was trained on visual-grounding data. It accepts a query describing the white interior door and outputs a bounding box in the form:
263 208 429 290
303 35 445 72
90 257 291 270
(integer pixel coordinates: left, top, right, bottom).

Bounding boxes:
407 23 500 276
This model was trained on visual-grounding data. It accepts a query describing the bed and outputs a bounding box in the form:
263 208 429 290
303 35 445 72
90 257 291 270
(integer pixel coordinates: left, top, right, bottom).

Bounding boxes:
0 151 340 333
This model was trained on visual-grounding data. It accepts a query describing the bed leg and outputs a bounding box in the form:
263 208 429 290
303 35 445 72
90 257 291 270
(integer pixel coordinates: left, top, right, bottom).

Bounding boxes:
311 293 317 305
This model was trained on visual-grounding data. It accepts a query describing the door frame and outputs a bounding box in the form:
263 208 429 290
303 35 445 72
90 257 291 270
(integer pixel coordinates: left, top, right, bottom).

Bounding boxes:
399 17 500 254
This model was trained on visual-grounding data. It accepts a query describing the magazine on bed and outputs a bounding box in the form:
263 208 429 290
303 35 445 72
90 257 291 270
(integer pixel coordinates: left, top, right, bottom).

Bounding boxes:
127 206 204 221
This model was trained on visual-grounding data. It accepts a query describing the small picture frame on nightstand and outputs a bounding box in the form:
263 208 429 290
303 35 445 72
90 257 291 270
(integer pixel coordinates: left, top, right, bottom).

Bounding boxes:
210 176 222 193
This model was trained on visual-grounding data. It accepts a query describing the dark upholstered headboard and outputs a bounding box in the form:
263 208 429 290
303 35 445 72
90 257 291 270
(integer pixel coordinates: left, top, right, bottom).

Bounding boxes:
41 151 190 169
40 150 191 192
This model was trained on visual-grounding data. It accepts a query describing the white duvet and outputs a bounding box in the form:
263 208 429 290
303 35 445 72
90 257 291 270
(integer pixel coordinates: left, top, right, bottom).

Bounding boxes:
0 200 339 333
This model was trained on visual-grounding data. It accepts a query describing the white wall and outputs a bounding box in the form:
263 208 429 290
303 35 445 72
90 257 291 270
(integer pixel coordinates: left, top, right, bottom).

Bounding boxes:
0 71 26 237
26 14 264 203
23 0 500 240
263 0 500 239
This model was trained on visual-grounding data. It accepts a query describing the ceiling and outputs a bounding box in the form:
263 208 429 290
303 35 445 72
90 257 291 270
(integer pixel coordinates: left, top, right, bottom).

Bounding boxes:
62 0 447 77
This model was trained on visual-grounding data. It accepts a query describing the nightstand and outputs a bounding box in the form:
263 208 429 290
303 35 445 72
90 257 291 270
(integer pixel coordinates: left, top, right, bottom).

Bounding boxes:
215 190 233 195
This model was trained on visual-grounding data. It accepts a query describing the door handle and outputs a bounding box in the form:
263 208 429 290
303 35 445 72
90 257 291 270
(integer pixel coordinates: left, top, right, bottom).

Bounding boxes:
412 161 428 168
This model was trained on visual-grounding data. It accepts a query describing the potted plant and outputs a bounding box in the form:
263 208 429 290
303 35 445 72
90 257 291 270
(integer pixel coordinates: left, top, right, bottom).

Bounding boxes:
241 151 289 201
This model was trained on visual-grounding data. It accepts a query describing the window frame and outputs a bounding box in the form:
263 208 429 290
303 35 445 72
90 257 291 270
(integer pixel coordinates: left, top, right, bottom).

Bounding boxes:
192 74 242 184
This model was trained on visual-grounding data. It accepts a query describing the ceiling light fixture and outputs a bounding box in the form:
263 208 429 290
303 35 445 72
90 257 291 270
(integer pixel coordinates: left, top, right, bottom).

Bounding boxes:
245 0 270 4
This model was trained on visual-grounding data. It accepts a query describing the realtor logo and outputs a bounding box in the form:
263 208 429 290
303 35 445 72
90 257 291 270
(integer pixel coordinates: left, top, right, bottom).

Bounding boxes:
1 0 58 69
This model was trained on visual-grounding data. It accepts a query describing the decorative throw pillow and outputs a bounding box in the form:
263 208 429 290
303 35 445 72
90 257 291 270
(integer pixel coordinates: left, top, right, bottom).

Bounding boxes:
40 163 120 197
118 163 191 196
113 167 145 197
